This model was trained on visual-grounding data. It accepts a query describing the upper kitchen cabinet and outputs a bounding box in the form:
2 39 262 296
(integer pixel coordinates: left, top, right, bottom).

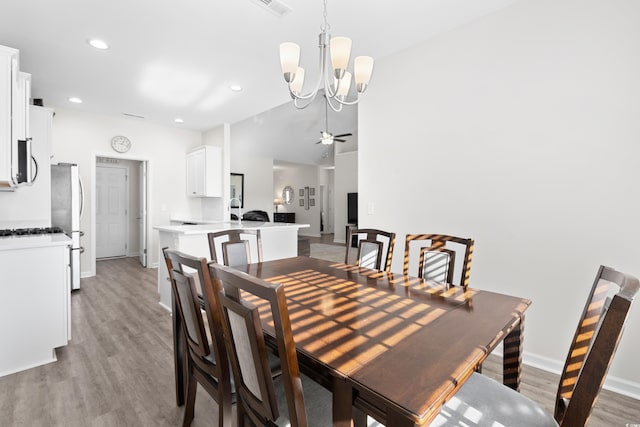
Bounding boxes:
0 45 31 191
186 145 222 197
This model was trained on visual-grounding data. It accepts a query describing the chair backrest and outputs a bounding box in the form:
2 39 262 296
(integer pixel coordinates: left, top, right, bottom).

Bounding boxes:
208 229 263 268
554 265 639 426
403 234 474 288
210 262 308 427
346 228 396 272
162 249 229 376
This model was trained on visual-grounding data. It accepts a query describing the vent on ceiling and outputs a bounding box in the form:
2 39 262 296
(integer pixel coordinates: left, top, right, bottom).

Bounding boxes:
248 0 292 17
123 112 145 119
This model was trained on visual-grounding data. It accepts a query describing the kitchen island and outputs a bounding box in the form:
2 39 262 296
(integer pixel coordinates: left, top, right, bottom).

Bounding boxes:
155 221 309 310
0 233 71 377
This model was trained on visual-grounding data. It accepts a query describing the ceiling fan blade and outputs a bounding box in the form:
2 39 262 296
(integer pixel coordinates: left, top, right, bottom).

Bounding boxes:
334 138 347 143
334 133 352 138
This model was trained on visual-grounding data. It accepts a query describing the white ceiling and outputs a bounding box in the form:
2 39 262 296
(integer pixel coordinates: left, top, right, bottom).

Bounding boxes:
0 0 520 162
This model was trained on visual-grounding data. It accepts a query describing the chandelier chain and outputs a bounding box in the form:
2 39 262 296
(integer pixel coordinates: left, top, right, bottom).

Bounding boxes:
321 0 330 32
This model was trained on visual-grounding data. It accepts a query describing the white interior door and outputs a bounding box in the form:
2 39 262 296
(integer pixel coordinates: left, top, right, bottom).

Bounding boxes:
96 166 128 259
138 162 147 267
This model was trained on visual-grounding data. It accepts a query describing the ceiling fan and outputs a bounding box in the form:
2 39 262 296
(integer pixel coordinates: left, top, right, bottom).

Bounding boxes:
315 96 352 145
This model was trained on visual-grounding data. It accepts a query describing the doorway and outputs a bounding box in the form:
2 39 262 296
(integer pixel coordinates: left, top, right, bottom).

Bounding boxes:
92 156 149 272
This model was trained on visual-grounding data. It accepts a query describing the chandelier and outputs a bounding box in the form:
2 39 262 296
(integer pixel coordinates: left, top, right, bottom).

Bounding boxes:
278 0 374 112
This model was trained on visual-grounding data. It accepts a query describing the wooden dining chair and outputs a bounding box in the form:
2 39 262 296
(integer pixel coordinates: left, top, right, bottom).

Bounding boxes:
163 249 232 427
346 228 396 272
403 234 474 288
208 229 263 268
210 262 333 427
430 265 639 427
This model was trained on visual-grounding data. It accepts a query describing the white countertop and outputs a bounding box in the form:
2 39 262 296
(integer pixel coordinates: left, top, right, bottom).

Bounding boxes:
170 217 224 225
155 221 309 235
0 234 72 251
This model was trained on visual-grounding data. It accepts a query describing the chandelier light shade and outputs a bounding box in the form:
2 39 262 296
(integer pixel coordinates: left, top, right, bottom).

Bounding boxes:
278 0 374 111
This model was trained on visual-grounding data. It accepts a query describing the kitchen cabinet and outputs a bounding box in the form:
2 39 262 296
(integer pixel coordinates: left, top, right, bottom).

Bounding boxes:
0 45 31 190
0 234 71 377
186 145 222 197
0 45 19 189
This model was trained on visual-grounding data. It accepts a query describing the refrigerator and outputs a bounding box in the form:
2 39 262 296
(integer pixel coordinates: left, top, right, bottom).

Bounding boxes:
51 163 83 290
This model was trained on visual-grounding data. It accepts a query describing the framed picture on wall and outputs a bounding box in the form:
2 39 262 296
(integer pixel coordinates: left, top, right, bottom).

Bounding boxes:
299 199 304 207
309 187 315 196
309 198 315 207
299 189 304 197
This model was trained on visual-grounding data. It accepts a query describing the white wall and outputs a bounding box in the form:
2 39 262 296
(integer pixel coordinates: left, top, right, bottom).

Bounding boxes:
201 124 228 221
359 0 640 394
274 162 321 236
333 151 357 243
51 108 202 274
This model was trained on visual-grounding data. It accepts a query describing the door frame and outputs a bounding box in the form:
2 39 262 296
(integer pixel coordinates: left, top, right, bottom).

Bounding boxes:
90 153 151 277
96 163 129 258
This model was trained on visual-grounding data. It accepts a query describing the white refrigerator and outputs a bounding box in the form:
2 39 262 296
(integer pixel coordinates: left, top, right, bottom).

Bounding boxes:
51 163 83 290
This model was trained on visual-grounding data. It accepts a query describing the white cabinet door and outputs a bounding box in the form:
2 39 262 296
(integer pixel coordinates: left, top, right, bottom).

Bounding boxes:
186 146 222 197
0 45 18 189
186 148 205 196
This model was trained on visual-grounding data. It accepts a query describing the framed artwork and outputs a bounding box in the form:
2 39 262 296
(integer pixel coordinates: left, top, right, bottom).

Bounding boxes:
299 189 304 197
309 187 315 196
309 198 315 207
299 199 305 207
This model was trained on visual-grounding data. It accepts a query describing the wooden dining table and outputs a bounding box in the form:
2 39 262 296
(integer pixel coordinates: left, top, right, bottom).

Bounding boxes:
173 256 531 426
246 256 529 426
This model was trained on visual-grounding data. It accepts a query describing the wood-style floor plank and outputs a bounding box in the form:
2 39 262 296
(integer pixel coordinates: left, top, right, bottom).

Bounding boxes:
0 256 638 426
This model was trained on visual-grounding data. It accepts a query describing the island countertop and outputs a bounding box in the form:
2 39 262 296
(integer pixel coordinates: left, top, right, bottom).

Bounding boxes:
154 221 309 235
155 220 309 311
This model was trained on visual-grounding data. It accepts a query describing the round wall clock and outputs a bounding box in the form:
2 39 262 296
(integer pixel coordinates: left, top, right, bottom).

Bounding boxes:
110 135 131 153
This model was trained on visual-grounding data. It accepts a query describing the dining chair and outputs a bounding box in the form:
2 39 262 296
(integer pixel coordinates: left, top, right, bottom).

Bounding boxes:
210 262 333 427
346 228 396 272
428 264 639 427
403 234 474 288
208 229 263 267
163 249 232 427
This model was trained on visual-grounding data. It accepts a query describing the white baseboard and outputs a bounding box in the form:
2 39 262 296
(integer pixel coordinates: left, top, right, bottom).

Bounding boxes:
149 262 158 269
491 344 640 400
158 301 172 313
80 271 94 278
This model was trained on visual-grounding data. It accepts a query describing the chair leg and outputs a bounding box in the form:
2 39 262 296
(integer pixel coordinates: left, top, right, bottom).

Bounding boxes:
237 400 246 427
353 407 367 427
218 389 232 427
182 371 197 427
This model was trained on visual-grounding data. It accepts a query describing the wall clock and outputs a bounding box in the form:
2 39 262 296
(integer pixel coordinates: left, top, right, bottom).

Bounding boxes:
110 135 131 153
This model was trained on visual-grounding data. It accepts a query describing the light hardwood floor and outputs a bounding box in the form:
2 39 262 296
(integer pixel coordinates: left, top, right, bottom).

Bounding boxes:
0 256 638 426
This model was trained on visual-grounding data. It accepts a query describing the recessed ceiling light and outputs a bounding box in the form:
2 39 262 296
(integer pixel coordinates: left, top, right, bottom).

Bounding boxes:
68 97 83 104
88 39 109 50
174 118 184 123
229 85 243 92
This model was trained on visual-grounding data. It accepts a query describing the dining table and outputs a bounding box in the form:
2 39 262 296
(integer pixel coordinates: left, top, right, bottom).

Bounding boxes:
173 256 531 426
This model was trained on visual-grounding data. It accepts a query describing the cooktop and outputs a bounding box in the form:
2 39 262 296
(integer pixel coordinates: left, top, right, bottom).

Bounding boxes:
0 227 64 237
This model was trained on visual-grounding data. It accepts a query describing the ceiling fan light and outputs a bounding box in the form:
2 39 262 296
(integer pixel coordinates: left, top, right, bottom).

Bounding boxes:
330 36 352 78
289 67 305 95
354 56 374 92
280 42 300 82
334 71 351 97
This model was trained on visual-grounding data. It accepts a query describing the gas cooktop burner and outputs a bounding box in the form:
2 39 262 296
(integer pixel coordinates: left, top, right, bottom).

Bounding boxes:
0 227 64 236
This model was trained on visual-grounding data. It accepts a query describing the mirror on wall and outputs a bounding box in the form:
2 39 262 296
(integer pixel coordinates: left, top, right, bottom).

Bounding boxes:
230 173 244 208
282 186 294 205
